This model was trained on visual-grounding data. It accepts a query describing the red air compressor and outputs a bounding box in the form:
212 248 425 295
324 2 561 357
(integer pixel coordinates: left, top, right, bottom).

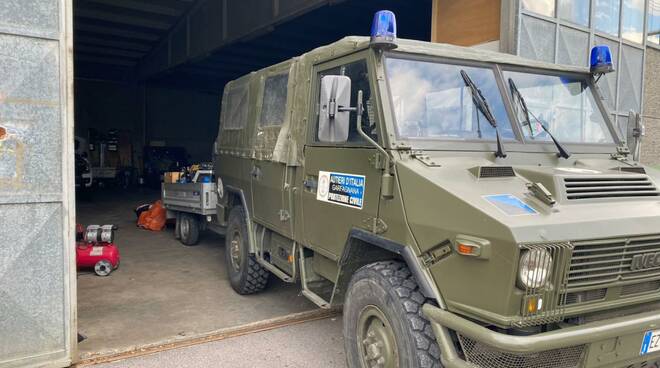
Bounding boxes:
76 224 120 276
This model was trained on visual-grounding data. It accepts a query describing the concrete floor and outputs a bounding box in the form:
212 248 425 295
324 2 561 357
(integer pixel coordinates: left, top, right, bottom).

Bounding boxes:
94 317 346 368
76 188 317 359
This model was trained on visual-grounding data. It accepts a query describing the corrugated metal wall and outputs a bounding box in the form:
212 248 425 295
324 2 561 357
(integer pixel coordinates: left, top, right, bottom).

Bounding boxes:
0 0 75 367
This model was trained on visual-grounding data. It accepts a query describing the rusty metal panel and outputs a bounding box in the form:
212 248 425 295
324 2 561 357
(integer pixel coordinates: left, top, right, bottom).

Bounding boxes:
0 0 75 367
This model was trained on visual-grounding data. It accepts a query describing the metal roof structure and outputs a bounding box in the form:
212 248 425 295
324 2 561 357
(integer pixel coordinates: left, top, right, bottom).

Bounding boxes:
74 0 197 80
73 0 432 91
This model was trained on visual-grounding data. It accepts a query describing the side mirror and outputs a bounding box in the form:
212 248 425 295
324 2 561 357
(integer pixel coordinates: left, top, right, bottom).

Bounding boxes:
626 110 644 161
318 75 352 143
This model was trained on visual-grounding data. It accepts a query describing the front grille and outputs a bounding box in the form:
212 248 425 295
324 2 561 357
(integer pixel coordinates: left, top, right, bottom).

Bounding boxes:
621 280 660 296
458 334 586 368
564 288 607 305
564 176 659 200
568 236 660 289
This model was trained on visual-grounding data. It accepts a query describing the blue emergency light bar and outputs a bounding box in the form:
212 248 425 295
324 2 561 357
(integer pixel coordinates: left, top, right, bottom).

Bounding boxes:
590 45 614 75
370 10 397 49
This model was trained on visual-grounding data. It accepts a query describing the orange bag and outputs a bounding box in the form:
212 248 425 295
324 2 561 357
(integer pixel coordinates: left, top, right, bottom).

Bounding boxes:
137 200 167 231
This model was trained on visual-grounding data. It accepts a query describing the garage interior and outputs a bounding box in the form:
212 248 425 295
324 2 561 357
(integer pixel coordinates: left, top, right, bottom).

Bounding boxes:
72 0 431 360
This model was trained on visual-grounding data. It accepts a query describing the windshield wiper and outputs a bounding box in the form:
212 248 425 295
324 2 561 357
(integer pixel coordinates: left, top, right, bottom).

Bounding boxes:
460 70 506 158
508 78 571 159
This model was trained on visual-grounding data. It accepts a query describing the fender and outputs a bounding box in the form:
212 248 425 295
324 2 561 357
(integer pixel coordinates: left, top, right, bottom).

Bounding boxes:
334 228 438 303
224 185 257 254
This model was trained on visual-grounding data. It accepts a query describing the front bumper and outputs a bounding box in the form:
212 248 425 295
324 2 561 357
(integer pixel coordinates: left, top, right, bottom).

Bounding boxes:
423 304 660 368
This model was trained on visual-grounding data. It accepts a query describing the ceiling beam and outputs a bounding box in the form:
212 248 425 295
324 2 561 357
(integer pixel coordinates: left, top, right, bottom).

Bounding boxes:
178 66 241 79
77 0 182 17
188 62 252 74
75 36 152 52
75 23 160 41
137 0 335 79
74 45 145 59
203 53 280 67
75 8 172 30
75 55 137 67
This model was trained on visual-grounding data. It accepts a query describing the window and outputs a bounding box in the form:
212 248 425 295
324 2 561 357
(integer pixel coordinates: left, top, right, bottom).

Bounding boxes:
385 58 515 142
522 0 556 17
621 0 644 43
594 0 621 36
315 60 376 143
223 85 248 130
558 0 590 26
648 0 660 45
504 70 614 144
260 73 289 127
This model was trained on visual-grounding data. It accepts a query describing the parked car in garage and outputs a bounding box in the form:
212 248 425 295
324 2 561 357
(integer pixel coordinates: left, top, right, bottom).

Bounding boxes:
164 11 659 368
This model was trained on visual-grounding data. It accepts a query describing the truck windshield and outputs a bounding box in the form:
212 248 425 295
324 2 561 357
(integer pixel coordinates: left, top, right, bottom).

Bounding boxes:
503 70 614 144
385 57 515 141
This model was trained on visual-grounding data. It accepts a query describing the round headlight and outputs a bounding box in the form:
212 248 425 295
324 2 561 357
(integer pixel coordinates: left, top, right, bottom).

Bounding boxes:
518 249 553 289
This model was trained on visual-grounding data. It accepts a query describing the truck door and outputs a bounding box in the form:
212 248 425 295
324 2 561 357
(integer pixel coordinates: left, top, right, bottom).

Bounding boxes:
251 71 292 236
301 57 382 258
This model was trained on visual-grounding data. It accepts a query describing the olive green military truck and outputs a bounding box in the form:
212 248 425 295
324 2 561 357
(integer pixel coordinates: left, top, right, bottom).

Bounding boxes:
195 11 660 368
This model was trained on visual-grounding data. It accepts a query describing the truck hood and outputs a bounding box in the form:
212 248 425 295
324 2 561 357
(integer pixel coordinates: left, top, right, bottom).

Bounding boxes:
396 154 660 247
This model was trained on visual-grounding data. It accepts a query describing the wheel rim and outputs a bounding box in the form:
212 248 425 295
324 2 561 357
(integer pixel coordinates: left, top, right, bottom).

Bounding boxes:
357 305 398 368
95 260 112 276
180 218 189 238
229 229 242 272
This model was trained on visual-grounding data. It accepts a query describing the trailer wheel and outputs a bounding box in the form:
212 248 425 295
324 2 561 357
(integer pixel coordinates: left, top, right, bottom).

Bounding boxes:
179 213 200 246
344 261 441 368
225 206 269 295
94 260 113 277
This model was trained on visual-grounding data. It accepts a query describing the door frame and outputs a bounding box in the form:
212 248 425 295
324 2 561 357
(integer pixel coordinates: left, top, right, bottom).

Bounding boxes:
63 0 78 364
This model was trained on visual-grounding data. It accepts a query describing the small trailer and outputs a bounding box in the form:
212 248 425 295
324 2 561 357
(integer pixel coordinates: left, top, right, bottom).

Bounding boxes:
161 181 224 245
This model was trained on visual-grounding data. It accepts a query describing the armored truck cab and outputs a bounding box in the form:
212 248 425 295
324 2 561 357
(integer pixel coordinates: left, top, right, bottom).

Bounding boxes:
210 13 660 368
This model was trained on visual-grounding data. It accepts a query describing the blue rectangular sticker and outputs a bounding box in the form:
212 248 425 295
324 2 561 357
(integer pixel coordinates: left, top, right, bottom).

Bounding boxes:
317 171 365 209
641 331 653 355
484 194 538 216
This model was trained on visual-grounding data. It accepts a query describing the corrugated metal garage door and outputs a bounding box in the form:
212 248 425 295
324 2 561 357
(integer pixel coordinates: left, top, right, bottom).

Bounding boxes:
0 0 75 367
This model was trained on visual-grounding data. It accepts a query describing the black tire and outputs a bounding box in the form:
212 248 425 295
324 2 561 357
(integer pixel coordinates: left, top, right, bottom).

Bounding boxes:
225 206 269 294
344 261 441 368
179 213 200 246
